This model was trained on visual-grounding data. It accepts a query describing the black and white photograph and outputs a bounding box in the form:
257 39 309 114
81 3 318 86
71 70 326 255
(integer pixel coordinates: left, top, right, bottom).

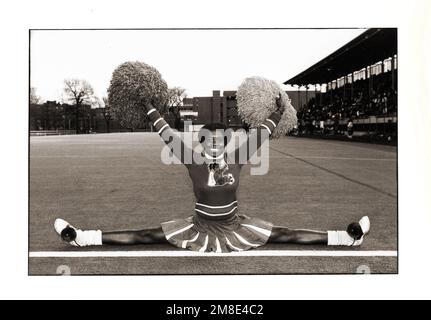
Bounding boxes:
28 27 398 275
1 0 431 301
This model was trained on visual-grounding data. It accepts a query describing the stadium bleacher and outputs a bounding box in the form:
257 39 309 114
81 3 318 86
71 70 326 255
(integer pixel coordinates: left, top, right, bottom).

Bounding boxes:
285 28 397 145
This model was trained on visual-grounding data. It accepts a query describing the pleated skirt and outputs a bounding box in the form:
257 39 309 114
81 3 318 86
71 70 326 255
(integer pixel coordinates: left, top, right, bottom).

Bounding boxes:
161 214 273 253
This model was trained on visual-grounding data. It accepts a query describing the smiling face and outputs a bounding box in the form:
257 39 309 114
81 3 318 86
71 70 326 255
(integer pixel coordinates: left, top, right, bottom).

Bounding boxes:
198 123 231 161
201 129 226 160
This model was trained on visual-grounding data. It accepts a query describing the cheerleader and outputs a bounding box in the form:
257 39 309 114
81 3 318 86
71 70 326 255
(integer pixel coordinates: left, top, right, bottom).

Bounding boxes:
54 95 370 252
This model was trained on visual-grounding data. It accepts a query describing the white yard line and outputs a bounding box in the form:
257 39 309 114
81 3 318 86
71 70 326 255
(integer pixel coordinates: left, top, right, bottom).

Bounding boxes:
267 155 396 161
29 250 398 258
294 156 396 161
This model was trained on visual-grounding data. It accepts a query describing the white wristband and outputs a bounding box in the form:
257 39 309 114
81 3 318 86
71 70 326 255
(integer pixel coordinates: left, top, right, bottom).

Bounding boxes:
267 119 277 128
153 118 163 127
147 108 157 116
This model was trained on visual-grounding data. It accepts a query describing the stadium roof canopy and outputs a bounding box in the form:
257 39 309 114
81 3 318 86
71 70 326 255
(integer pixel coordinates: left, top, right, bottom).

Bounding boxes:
284 28 397 86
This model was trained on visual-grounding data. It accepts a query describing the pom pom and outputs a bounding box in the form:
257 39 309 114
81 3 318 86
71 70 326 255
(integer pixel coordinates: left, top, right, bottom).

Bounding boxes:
108 61 169 128
237 76 297 138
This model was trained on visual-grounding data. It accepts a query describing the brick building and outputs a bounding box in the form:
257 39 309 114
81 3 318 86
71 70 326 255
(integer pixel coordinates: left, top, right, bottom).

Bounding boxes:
181 90 313 128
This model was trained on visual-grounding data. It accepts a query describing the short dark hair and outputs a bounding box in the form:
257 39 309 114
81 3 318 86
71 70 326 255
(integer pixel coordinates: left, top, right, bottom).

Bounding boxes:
198 122 231 146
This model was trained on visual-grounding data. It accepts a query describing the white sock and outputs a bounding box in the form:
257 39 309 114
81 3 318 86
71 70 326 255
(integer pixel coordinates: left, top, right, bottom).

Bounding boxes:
327 231 355 246
76 230 103 246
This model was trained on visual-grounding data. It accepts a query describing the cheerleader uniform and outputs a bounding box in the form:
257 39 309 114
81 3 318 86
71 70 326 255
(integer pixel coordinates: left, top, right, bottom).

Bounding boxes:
147 108 281 253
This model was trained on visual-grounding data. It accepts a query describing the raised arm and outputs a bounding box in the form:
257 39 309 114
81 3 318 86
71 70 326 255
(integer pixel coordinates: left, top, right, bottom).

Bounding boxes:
233 94 285 163
145 103 194 166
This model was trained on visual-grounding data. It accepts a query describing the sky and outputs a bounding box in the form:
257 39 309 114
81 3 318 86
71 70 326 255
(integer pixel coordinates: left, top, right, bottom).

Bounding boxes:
30 29 365 105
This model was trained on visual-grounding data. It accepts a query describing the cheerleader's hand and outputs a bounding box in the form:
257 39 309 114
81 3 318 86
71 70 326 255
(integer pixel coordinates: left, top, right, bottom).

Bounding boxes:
275 93 286 114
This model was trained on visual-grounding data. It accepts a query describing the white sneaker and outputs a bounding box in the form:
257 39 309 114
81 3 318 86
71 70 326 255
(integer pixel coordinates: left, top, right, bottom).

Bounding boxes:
351 216 371 246
54 218 102 247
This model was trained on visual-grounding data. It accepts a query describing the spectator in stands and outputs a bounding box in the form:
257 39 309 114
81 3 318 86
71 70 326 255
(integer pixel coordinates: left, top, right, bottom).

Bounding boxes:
320 120 325 134
347 119 354 139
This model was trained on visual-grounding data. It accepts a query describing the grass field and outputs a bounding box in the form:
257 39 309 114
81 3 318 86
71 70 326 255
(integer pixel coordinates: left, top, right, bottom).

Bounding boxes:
29 133 397 275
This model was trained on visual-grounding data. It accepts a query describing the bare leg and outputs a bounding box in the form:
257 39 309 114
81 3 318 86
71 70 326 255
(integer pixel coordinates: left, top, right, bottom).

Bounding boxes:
269 226 328 245
102 227 168 245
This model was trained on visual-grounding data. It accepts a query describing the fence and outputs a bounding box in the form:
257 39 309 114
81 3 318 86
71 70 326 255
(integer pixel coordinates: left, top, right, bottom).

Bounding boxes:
30 130 77 136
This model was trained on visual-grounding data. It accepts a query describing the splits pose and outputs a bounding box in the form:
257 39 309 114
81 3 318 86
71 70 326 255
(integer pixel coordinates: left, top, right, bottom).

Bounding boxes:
55 96 370 252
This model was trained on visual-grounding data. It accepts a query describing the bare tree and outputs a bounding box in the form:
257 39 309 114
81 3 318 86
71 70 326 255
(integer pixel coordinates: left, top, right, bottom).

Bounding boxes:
165 87 187 130
63 79 94 132
166 87 187 109
30 87 41 104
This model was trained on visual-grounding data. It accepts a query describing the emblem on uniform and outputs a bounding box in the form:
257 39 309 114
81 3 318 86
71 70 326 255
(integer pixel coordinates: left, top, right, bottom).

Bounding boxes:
207 163 235 187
